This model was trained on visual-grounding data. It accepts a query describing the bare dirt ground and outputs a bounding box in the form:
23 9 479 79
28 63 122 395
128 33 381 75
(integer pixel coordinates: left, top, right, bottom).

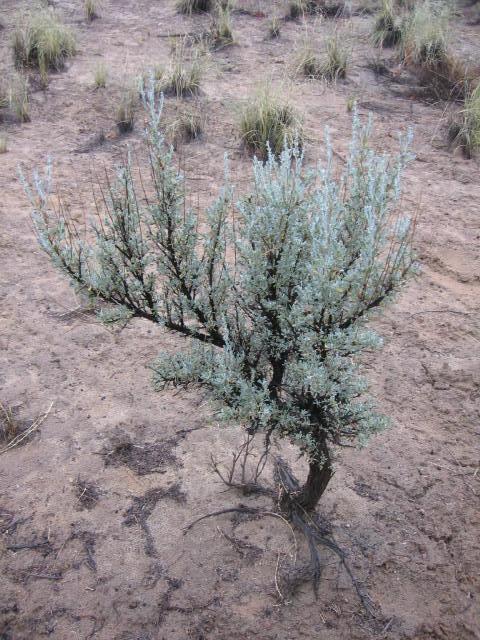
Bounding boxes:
1 1 479 638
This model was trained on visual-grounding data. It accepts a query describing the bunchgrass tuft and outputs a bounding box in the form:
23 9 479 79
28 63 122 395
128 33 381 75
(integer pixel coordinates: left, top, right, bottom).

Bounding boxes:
0 403 21 445
209 2 234 47
400 1 450 67
289 0 306 18
84 0 99 22
172 106 204 146
115 86 137 134
288 0 344 18
295 31 348 81
448 84 480 157
158 38 206 97
372 0 402 47
319 34 348 80
295 39 322 78
176 0 213 13
12 9 76 84
268 16 281 38
94 62 107 88
9 73 30 122
239 85 302 159
400 1 468 100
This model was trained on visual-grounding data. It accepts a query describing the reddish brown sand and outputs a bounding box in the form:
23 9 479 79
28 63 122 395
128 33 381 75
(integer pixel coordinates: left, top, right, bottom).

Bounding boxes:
1 1 479 639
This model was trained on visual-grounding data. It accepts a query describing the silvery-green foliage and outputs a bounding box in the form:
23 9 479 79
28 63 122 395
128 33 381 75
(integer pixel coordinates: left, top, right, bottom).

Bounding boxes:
24 82 415 464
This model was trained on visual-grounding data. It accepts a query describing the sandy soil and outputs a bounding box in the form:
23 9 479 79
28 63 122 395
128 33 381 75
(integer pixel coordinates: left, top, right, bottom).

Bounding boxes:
1 1 479 638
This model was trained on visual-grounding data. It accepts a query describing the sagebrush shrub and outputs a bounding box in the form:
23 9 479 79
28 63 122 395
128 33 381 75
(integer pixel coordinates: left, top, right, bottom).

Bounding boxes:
24 83 415 511
12 9 76 83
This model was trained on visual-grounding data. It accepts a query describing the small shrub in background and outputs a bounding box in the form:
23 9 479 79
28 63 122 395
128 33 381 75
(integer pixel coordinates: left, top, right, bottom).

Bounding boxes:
115 86 137 134
12 9 76 84
239 85 302 159
448 84 480 157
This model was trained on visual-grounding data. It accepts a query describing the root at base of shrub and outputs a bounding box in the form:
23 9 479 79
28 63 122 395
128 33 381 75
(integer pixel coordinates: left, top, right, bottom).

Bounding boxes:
184 457 375 614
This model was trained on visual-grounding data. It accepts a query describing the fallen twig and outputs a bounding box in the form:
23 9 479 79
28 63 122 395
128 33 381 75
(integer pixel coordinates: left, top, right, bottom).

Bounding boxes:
0 402 53 455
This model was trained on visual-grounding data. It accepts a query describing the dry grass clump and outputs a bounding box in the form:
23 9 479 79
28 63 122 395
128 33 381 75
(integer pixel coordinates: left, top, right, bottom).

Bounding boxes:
84 0 100 22
295 32 348 81
93 62 108 88
448 84 480 157
321 34 348 80
0 404 20 445
8 73 30 122
0 75 29 123
0 402 52 455
158 39 206 97
177 0 213 13
268 16 281 38
288 0 344 18
12 9 76 84
209 2 234 47
115 85 137 134
172 106 204 146
399 0 466 100
372 0 402 47
239 85 302 159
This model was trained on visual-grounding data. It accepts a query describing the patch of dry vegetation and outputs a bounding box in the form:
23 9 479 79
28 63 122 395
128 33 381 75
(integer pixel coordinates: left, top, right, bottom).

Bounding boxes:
172 105 204 146
177 0 213 14
209 1 234 48
156 38 207 97
115 85 137 134
295 33 348 81
372 0 402 47
399 0 469 100
449 83 480 157
12 8 76 84
239 85 302 158
84 0 100 22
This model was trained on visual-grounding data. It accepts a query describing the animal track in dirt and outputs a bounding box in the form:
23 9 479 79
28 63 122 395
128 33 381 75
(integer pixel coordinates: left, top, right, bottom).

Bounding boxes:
102 429 184 475
123 484 187 557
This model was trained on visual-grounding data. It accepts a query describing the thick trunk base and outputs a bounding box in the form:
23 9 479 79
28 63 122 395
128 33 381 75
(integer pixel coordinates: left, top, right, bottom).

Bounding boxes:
296 461 333 511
